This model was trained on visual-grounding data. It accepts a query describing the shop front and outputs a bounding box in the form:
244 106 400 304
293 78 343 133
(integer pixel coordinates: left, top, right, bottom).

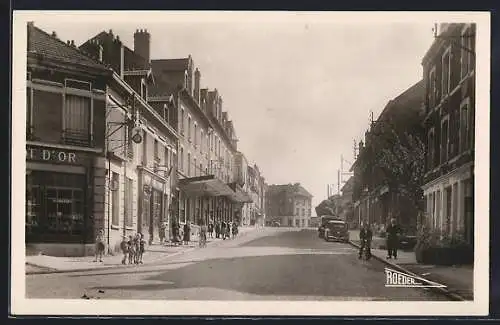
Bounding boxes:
138 167 167 245
25 145 104 257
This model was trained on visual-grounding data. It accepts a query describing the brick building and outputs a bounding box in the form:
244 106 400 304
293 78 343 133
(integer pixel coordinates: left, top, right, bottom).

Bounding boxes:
421 23 476 245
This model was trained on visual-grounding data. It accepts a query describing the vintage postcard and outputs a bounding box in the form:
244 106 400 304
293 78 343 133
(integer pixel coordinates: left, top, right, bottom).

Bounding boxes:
10 11 490 316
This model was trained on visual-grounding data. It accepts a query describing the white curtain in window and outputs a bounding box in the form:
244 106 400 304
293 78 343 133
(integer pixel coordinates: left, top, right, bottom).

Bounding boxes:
64 95 90 132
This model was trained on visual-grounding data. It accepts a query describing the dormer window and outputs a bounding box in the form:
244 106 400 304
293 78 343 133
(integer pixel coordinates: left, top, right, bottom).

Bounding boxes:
141 78 147 100
184 70 188 89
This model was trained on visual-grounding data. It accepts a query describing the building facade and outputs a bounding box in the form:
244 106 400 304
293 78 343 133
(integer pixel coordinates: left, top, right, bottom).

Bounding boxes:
150 55 250 233
265 183 313 227
421 23 476 245
25 23 112 256
351 80 425 233
80 28 179 249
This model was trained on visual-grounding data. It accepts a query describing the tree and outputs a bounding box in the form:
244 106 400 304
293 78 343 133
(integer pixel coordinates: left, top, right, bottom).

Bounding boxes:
375 127 426 220
315 197 338 217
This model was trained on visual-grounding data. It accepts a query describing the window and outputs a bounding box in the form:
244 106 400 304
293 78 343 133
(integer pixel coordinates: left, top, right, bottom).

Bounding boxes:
218 139 221 157
180 109 185 134
63 94 91 146
142 131 148 165
296 208 299 215
460 98 471 152
194 158 197 177
125 178 133 228
428 66 437 108
302 208 305 216
111 172 120 227
442 48 451 97
441 118 449 164
200 130 204 153
179 147 184 171
164 147 170 170
461 25 474 79
141 79 147 100
187 153 191 176
184 71 188 89
188 116 192 141
427 128 435 170
194 123 198 147
200 163 203 176
154 138 159 160
25 172 86 239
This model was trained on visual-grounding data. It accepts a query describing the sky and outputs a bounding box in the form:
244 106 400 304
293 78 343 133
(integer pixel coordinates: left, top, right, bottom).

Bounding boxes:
28 12 435 212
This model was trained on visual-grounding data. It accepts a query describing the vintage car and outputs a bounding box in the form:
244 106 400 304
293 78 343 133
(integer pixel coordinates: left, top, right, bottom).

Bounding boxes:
323 219 350 243
318 215 342 238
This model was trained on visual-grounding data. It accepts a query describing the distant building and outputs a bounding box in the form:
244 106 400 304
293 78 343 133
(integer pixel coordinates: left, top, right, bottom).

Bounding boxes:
265 183 313 227
421 23 475 245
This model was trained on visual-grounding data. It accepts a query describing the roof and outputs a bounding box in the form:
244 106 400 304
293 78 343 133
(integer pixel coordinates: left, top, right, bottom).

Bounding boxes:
151 58 190 72
267 183 313 198
27 23 107 71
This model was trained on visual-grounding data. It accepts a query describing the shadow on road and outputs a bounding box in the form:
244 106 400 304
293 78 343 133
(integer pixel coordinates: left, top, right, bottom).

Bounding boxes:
88 252 434 300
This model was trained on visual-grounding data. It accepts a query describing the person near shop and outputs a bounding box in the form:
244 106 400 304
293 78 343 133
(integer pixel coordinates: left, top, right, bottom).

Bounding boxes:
386 218 401 259
221 222 227 240
215 221 221 239
358 222 373 260
183 222 191 245
94 229 105 262
138 233 146 264
208 221 214 238
127 235 136 265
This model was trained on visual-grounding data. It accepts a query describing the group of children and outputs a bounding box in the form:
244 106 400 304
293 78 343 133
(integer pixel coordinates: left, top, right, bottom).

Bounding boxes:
120 233 146 265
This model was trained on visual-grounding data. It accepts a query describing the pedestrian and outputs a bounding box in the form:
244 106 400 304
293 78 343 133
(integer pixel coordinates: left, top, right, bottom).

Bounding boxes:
159 222 165 244
199 221 208 247
226 222 231 239
221 222 226 240
120 235 129 265
215 221 220 239
358 222 373 260
208 221 214 238
137 233 145 264
94 229 105 262
183 222 191 245
127 235 136 265
386 218 401 259
232 222 238 238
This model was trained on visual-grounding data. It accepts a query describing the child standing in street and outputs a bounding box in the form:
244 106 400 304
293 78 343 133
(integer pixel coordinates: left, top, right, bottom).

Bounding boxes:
94 229 105 262
120 236 129 265
127 235 135 265
137 233 146 264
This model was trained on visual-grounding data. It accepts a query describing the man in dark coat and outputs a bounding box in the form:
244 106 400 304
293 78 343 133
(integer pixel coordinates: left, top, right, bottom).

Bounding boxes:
358 222 373 259
386 218 401 259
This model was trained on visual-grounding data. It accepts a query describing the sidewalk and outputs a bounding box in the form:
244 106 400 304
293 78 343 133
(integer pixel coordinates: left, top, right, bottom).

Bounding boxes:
26 226 260 275
349 230 473 301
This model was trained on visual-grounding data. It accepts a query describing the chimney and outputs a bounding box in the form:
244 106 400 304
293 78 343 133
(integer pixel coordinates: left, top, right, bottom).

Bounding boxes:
51 31 57 38
194 68 201 104
134 28 150 64
70 40 75 47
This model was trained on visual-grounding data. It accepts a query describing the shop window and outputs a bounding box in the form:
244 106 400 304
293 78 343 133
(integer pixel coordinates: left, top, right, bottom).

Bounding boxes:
25 172 86 240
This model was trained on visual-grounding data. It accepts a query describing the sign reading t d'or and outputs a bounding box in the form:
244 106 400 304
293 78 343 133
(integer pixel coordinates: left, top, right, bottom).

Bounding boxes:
26 146 78 164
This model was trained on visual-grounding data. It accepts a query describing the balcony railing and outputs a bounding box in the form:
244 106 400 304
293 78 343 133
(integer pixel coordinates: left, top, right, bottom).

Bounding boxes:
62 129 94 147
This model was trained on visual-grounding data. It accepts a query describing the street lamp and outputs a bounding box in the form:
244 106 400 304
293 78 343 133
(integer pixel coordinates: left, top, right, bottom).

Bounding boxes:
105 93 142 254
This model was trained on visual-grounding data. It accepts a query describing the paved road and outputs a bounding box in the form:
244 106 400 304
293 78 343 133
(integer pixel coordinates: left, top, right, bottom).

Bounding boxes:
26 228 448 301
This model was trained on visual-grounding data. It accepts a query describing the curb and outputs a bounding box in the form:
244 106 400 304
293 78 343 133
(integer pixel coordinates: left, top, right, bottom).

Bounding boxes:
348 240 466 301
26 228 261 275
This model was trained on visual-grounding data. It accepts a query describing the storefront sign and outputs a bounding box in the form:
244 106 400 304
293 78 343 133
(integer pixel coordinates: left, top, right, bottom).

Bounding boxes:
26 146 78 164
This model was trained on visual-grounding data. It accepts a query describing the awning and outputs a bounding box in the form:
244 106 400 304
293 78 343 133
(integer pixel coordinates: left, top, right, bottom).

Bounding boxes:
227 182 253 203
179 175 235 197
